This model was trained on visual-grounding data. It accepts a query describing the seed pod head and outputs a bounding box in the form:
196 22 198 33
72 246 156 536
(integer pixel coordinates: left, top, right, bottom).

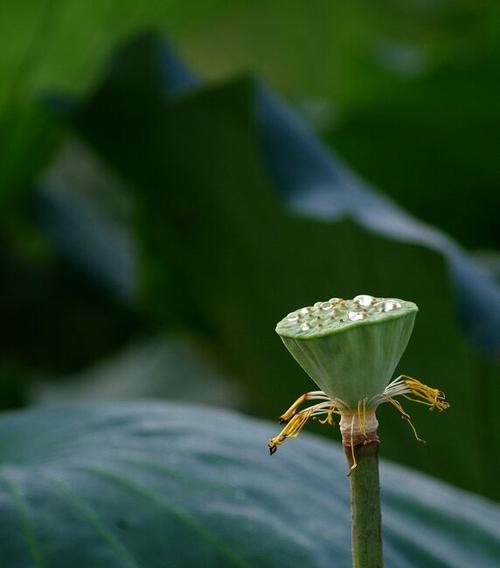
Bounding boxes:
276 295 418 408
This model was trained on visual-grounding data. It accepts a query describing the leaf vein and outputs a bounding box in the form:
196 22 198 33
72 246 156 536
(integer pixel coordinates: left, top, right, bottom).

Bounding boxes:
41 472 139 568
77 464 251 568
0 472 45 568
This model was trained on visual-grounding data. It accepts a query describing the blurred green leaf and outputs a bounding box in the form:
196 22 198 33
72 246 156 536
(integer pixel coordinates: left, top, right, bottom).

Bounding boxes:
0 105 60 212
0 238 142 380
0 0 241 124
0 0 216 210
325 61 500 250
38 139 137 302
3 0 499 237
31 336 242 410
0 401 498 567
0 362 28 410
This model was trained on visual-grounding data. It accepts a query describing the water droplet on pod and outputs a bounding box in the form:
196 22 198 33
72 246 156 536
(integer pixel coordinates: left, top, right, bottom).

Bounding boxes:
300 323 310 332
287 313 299 322
353 294 375 308
300 307 310 315
348 311 365 322
382 301 401 312
321 302 333 311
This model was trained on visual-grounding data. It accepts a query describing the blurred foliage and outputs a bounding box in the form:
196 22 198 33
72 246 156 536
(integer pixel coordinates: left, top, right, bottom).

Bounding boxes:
4 0 500 251
32 337 242 409
0 401 498 567
0 105 60 211
324 61 500 250
0 224 143 407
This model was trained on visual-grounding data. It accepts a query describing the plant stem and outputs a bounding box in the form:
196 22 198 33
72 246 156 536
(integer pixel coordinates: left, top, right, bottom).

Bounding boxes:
344 442 383 568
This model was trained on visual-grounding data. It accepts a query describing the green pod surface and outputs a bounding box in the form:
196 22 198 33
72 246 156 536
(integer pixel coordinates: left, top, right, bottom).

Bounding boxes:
276 296 418 408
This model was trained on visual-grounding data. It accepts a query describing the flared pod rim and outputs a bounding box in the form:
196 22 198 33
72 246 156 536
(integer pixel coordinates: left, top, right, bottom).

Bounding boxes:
276 295 418 340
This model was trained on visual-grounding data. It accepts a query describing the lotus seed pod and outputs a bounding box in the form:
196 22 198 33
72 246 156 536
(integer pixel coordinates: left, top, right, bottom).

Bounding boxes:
276 295 418 408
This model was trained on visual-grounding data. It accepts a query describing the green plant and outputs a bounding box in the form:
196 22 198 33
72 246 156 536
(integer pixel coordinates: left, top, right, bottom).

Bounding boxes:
269 295 448 567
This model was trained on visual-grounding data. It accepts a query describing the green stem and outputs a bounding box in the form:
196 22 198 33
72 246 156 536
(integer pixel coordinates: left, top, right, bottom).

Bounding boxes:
344 442 383 568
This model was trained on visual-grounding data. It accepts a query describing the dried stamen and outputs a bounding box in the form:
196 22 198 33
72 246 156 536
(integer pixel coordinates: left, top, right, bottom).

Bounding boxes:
269 392 340 454
268 375 447 458
319 401 337 426
386 397 426 443
278 391 329 423
268 409 313 454
373 375 450 412
400 375 449 411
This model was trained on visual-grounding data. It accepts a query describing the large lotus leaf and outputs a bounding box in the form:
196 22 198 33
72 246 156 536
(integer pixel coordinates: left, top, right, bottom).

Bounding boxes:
65 36 500 500
0 401 498 567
